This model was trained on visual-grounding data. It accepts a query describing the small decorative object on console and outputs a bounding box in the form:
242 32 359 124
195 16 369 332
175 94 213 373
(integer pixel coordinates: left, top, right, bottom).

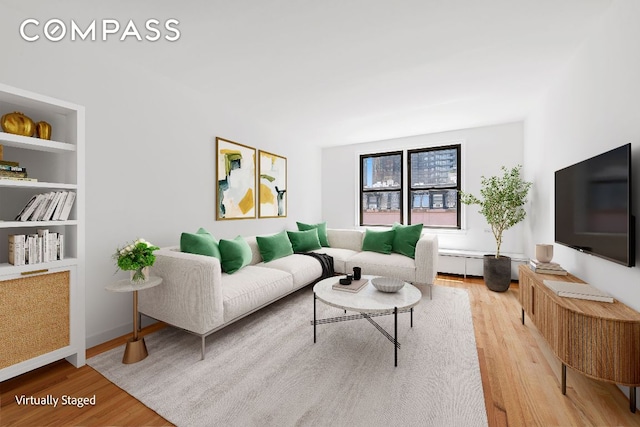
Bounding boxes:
535 244 553 263
113 238 160 284
1 111 35 136
371 277 404 293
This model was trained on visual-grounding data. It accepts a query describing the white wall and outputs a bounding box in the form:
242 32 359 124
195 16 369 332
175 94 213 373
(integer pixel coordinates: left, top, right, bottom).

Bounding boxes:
524 0 640 311
321 122 525 254
0 6 322 346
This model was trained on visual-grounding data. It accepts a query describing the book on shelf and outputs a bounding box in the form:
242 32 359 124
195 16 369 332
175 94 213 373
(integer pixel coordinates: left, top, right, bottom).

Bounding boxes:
51 191 68 220
332 278 369 293
543 279 614 303
529 259 567 275
42 191 64 221
0 165 26 172
14 191 76 222
0 170 27 178
530 259 562 269
58 191 76 221
8 230 64 265
32 191 54 221
8 234 25 266
0 159 19 167
17 193 45 221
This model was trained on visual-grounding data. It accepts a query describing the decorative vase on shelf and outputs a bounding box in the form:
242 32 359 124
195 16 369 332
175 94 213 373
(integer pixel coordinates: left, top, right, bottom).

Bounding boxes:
1 111 35 136
36 121 51 140
129 266 150 284
535 244 553 263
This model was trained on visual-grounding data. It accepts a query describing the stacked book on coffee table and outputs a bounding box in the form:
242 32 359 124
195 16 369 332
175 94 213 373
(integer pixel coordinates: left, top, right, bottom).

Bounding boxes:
529 259 567 275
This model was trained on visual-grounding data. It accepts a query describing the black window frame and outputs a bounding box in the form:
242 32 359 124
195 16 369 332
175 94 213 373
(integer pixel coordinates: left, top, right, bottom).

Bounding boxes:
359 150 404 226
407 144 461 229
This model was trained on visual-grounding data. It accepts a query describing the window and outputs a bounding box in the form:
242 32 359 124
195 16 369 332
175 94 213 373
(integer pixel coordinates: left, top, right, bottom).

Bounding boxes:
360 151 403 226
408 144 460 228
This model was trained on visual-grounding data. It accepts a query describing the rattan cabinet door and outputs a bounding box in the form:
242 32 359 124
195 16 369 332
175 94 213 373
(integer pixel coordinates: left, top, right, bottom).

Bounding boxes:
0 270 70 369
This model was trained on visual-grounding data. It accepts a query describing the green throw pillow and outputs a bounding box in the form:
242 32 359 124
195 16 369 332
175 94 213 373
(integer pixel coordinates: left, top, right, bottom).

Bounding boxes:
361 229 395 254
219 236 253 274
180 227 221 260
256 230 294 262
287 229 322 253
296 221 329 247
391 222 423 259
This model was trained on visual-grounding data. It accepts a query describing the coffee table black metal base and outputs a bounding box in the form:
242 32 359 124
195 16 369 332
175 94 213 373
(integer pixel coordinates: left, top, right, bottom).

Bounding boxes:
311 292 414 367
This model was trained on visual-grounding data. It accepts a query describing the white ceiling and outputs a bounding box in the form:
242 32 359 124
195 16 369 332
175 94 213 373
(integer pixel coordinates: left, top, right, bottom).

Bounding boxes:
8 0 614 146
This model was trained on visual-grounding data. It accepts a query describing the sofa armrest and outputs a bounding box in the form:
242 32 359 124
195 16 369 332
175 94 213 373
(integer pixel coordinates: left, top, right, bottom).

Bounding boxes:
415 234 439 285
138 247 224 335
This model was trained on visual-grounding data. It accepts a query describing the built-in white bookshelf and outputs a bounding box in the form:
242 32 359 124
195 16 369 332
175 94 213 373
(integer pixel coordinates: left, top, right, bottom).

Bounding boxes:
0 83 85 381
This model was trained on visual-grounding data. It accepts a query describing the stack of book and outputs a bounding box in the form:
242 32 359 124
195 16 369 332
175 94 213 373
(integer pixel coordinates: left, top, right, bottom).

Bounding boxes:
0 159 36 182
8 229 64 266
14 191 76 221
543 280 614 303
529 259 567 275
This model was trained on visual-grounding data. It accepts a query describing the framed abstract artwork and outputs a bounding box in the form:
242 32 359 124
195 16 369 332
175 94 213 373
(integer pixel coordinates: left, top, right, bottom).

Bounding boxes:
216 137 256 220
258 150 287 218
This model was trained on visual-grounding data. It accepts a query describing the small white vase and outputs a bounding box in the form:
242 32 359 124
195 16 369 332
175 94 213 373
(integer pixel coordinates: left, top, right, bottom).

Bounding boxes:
535 244 554 263
130 266 150 284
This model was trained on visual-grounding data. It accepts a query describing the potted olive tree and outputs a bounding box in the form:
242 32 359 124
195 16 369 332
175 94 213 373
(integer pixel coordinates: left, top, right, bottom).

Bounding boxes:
460 165 532 292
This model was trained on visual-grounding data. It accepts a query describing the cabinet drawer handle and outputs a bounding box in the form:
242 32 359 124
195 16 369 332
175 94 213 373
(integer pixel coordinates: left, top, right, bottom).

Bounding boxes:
21 269 49 276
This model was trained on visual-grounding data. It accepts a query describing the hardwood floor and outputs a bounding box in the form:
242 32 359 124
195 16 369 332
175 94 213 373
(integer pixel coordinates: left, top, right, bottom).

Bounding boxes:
1 276 639 426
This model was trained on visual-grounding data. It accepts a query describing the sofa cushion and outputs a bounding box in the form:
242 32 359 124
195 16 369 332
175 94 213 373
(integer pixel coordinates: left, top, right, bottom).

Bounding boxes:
219 236 253 274
221 266 294 322
287 229 321 253
392 222 423 259
346 251 417 283
297 221 329 247
362 229 395 254
257 254 323 289
256 230 294 262
326 229 364 251
312 247 359 274
180 228 221 260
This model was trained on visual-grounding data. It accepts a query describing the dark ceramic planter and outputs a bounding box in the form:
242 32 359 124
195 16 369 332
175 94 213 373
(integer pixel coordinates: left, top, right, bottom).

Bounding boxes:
483 255 512 292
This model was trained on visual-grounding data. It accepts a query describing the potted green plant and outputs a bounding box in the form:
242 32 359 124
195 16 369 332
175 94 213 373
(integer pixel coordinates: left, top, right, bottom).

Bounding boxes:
113 238 160 284
460 165 532 292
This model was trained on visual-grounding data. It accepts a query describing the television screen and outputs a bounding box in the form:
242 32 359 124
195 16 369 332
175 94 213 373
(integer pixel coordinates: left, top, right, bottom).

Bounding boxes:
555 143 635 266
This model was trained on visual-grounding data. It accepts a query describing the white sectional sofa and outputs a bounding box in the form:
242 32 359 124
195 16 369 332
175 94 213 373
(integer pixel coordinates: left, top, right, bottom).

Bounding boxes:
138 228 438 359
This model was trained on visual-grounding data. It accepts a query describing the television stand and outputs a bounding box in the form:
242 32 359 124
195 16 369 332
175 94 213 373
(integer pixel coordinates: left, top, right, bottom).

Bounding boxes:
518 265 640 412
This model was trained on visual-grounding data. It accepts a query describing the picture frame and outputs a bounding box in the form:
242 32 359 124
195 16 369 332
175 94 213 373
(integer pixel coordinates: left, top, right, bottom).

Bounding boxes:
216 137 257 220
258 150 287 218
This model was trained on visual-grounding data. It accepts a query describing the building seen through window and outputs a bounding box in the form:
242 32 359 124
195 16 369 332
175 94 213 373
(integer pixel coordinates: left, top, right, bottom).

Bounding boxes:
360 145 461 228
360 152 402 225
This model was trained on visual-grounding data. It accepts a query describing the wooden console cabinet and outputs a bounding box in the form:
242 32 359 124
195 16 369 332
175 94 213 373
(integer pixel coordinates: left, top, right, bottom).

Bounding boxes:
518 265 640 412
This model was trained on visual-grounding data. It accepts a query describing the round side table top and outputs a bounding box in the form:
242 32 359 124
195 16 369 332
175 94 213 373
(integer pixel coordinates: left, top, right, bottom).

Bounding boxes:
105 276 163 293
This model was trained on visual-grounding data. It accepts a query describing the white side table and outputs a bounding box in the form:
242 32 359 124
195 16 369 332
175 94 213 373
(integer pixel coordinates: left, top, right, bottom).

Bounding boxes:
105 276 163 364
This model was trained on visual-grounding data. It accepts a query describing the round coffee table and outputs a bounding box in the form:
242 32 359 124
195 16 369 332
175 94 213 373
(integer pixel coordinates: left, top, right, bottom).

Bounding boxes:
312 275 422 366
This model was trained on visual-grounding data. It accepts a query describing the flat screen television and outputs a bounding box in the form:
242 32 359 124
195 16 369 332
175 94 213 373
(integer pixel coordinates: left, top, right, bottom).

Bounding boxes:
555 143 635 267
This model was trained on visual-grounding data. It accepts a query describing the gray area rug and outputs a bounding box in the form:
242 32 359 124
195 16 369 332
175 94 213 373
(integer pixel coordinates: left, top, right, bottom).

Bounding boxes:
88 284 488 427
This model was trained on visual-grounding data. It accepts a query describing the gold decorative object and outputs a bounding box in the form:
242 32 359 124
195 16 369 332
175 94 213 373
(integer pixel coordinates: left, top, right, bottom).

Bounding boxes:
1 111 35 137
35 121 51 140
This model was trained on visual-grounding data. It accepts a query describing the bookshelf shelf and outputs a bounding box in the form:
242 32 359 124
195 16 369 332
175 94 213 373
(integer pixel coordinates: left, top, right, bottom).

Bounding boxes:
0 132 76 153
0 220 78 229
0 180 78 190
0 83 85 382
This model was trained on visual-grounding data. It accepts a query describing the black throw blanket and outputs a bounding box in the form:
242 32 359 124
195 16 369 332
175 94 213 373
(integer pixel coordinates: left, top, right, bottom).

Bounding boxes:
302 252 335 279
